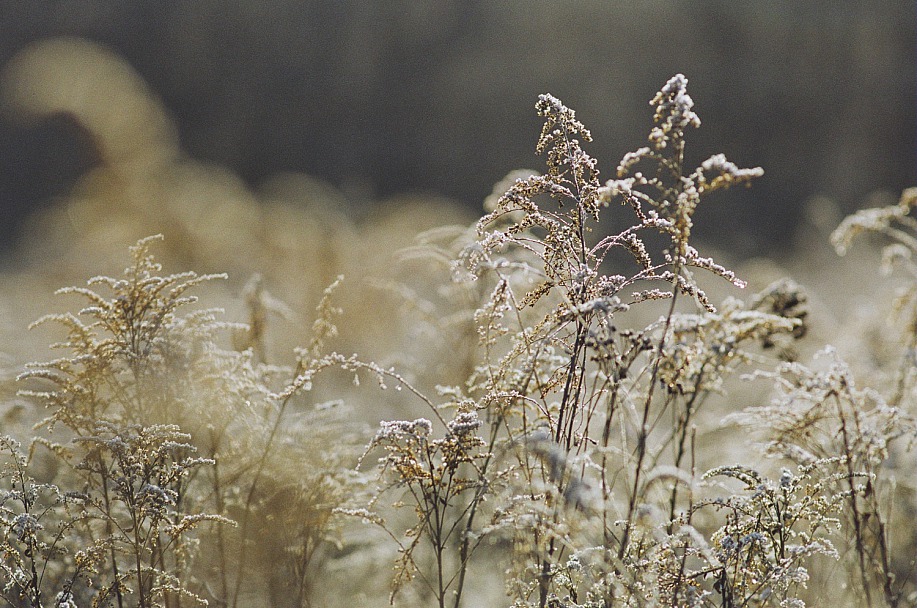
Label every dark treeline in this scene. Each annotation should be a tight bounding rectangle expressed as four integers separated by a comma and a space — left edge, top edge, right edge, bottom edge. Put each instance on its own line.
0, 0, 913, 256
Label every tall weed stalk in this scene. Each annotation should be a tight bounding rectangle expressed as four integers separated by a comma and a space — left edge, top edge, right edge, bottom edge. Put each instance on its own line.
350, 75, 915, 608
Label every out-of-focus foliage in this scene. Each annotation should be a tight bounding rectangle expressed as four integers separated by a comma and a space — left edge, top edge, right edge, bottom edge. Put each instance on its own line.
0, 38, 475, 400
1, 1, 913, 254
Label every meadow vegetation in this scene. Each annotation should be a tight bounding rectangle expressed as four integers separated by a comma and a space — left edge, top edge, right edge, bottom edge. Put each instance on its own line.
0, 45, 915, 608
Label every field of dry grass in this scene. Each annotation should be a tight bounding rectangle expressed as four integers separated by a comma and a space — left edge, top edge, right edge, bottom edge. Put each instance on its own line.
0, 38, 914, 608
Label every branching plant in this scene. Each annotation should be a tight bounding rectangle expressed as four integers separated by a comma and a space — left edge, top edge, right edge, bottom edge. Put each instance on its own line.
351, 75, 844, 608
13, 236, 359, 608
15, 236, 230, 607
0, 435, 96, 608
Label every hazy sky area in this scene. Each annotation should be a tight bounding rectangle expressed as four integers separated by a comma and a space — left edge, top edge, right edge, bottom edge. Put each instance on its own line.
0, 1, 914, 257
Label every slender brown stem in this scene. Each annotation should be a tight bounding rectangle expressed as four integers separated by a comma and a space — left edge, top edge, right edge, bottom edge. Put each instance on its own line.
619, 283, 680, 561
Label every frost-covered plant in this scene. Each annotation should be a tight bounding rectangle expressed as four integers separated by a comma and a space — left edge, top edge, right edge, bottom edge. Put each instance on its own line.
68, 423, 222, 608
224, 276, 360, 608
732, 348, 917, 607
16, 235, 228, 607
355, 75, 822, 608
19, 235, 227, 435
347, 409, 488, 608
0, 435, 94, 608
462, 75, 777, 608
832, 187, 917, 405
14, 236, 359, 608
713, 187, 917, 608
696, 463, 842, 607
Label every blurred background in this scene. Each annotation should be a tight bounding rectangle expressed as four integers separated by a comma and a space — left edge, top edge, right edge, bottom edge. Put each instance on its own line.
0, 0, 914, 260
0, 6, 913, 605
